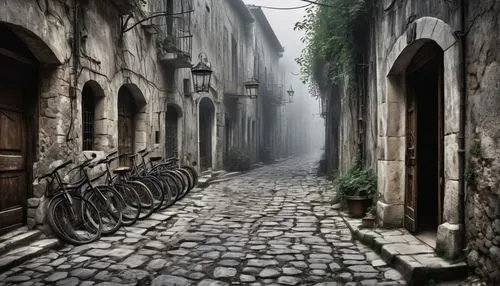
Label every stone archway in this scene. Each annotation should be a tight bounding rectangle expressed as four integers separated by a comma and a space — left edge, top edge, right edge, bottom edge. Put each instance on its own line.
377, 17, 462, 258
199, 97, 215, 171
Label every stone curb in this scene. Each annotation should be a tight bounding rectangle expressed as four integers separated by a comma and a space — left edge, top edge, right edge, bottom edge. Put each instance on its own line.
0, 238, 62, 273
341, 213, 468, 285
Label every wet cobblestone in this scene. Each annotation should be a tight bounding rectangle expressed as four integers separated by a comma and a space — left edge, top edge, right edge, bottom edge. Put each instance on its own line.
0, 156, 406, 285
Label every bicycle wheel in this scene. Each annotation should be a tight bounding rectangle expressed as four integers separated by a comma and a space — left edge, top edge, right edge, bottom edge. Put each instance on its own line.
134, 176, 164, 211
113, 183, 141, 226
127, 180, 155, 219
48, 193, 102, 245
177, 168, 194, 191
162, 170, 183, 202
173, 169, 191, 199
84, 186, 123, 235
156, 174, 176, 209
182, 165, 198, 187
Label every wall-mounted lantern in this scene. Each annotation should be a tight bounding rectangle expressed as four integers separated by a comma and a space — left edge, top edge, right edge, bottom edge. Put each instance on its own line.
287, 85, 295, 103
244, 79, 260, 99
191, 53, 212, 93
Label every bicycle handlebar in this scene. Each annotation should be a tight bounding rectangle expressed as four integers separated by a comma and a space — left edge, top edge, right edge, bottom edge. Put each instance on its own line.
39, 160, 73, 180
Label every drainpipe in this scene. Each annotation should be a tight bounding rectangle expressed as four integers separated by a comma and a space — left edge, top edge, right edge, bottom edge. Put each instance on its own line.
67, 0, 80, 145
458, 0, 467, 247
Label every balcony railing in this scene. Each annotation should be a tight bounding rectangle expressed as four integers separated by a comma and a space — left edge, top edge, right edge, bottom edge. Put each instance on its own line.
157, 1, 193, 69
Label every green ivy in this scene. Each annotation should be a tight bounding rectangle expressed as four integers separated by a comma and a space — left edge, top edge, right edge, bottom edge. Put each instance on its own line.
295, 0, 368, 86
333, 163, 377, 200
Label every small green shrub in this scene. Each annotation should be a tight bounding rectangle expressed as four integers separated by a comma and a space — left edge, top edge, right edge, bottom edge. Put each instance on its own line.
226, 148, 251, 172
334, 164, 377, 201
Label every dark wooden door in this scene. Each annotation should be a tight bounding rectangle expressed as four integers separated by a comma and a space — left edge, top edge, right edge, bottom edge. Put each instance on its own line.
0, 81, 27, 234
405, 77, 418, 232
118, 93, 136, 166
165, 106, 179, 158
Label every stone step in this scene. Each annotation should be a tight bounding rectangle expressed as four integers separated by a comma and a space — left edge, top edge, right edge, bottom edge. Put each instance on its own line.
219, 172, 241, 179
0, 227, 43, 257
343, 214, 468, 285
0, 238, 61, 273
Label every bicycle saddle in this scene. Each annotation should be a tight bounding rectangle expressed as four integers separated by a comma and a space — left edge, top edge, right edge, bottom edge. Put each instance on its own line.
149, 156, 162, 162
113, 166, 131, 174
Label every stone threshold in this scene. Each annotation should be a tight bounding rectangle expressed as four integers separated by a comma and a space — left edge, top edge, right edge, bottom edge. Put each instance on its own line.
341, 213, 468, 285
0, 227, 62, 273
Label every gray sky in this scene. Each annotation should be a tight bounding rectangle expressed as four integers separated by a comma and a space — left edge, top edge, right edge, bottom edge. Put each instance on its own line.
242, 0, 308, 74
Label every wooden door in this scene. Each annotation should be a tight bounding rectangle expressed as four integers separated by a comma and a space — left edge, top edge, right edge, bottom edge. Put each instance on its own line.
165, 106, 178, 158
0, 81, 27, 234
118, 93, 136, 166
437, 61, 444, 225
405, 77, 418, 232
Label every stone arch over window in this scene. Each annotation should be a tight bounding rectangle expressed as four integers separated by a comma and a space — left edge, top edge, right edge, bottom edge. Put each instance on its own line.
82, 81, 105, 151
378, 17, 462, 258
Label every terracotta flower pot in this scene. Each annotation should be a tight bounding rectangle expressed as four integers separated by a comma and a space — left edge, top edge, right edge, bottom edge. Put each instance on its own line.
345, 196, 372, 218
362, 213, 376, 228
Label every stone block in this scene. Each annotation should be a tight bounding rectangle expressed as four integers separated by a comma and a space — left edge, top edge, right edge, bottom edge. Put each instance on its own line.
431, 19, 457, 51
442, 180, 459, 224
380, 136, 405, 161
444, 134, 459, 180
378, 104, 387, 138
443, 44, 461, 134
377, 200, 403, 228
436, 223, 463, 259
378, 160, 405, 204
27, 198, 40, 208
135, 131, 147, 144
419, 17, 438, 40
386, 102, 405, 137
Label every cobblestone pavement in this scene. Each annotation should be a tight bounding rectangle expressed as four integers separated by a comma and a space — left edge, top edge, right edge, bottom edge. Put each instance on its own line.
0, 156, 406, 286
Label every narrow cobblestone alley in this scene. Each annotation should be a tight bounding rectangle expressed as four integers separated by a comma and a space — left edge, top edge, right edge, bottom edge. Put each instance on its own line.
0, 156, 405, 286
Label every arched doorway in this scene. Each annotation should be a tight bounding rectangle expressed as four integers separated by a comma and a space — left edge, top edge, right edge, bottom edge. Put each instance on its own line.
199, 98, 215, 170
404, 41, 444, 233
166, 104, 181, 158
117, 85, 146, 166
0, 24, 39, 234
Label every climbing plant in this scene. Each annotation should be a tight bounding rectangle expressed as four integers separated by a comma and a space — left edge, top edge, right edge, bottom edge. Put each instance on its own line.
295, 0, 368, 87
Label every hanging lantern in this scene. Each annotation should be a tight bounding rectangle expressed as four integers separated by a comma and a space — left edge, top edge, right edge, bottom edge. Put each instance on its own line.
191, 53, 213, 93
244, 79, 260, 99
287, 85, 295, 103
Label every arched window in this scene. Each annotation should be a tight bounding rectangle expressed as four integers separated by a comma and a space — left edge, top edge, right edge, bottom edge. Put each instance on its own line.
82, 81, 104, 150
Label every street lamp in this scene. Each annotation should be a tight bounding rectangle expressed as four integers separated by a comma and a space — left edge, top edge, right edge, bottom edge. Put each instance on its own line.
244, 78, 260, 99
191, 53, 212, 93
287, 85, 295, 103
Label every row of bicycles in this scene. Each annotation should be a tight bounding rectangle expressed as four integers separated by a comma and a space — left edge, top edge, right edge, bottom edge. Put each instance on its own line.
36, 148, 198, 245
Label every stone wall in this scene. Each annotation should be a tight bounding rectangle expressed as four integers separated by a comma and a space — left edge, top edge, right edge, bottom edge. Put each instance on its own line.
464, 0, 500, 283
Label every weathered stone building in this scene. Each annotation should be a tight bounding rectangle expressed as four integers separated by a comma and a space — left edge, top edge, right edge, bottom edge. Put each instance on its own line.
0, 0, 295, 236
320, 0, 499, 283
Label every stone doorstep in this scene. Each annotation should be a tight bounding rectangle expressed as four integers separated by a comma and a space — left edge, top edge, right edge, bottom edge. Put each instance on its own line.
0, 236, 62, 273
0, 228, 43, 256
341, 214, 468, 285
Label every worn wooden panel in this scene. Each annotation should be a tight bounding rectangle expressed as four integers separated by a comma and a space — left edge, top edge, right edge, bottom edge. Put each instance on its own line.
405, 76, 418, 233
0, 108, 23, 152
0, 174, 25, 211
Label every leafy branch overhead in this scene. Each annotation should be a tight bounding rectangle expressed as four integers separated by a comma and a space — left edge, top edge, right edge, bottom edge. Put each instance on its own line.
295, 0, 368, 86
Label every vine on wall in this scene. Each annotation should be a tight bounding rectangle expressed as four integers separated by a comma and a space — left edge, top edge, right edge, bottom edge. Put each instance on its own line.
295, 0, 368, 88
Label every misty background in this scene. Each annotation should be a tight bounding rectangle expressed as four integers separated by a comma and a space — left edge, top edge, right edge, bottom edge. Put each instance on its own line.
243, 0, 325, 155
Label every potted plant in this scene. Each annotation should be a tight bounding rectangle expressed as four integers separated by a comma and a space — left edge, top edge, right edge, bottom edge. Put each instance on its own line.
334, 165, 377, 218
361, 206, 376, 228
